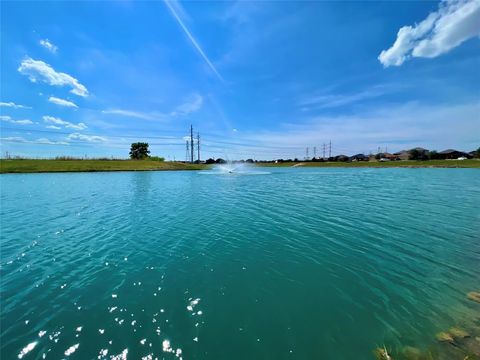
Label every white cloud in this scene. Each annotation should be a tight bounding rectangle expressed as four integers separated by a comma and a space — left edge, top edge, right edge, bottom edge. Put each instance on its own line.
379, 0, 480, 67
170, 94, 203, 116
43, 115, 87, 130
46, 125, 61, 130
67, 133, 107, 142
0, 115, 34, 125
48, 96, 78, 108
39, 39, 58, 53
103, 93, 203, 121
18, 58, 89, 97
102, 109, 167, 121
298, 87, 387, 109
0, 101, 31, 109
0, 136, 68, 145
226, 101, 480, 158
36, 138, 69, 145
163, 0, 224, 82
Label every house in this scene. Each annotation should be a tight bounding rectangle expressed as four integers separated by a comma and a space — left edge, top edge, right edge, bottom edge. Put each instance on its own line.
334, 155, 349, 162
350, 153, 369, 161
379, 152, 399, 161
394, 147, 429, 160
394, 150, 410, 160
438, 149, 471, 159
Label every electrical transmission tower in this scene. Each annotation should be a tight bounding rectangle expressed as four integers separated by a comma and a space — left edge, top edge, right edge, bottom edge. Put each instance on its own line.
185, 141, 190, 162
190, 125, 194, 163
322, 143, 326, 159
306, 147, 309, 160
313, 146, 317, 158
197, 132, 200, 163
328, 140, 332, 158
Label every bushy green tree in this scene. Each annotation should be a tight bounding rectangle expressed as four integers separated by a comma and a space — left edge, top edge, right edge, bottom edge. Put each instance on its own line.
129, 142, 150, 159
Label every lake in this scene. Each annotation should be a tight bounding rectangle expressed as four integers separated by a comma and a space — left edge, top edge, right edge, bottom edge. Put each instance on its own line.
1, 168, 479, 359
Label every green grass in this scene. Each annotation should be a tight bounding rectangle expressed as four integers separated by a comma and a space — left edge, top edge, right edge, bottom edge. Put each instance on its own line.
1, 159, 479, 173
0, 159, 208, 173
259, 159, 480, 168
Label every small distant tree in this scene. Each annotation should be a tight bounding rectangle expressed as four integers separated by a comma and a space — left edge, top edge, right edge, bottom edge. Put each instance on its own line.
475, 147, 480, 158
205, 158, 216, 164
129, 142, 150, 159
428, 150, 441, 160
409, 149, 420, 160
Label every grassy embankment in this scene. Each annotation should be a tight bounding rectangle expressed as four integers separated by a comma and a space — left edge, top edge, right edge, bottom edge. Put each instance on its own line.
1, 159, 479, 173
0, 159, 208, 173
260, 159, 480, 168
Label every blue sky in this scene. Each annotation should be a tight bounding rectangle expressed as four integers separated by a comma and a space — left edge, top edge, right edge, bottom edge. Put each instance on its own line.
1, 0, 479, 160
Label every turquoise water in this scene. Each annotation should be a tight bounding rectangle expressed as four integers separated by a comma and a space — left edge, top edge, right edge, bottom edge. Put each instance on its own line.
1, 168, 479, 359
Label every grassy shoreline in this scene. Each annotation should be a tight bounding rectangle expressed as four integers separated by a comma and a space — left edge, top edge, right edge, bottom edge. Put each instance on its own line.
0, 159, 208, 174
0, 159, 479, 173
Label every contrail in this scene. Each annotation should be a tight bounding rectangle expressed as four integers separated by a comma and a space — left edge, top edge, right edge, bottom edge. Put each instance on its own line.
164, 0, 224, 82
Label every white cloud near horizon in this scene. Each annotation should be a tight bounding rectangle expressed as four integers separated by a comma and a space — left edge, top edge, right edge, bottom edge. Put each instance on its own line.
0, 115, 34, 125
163, 0, 224, 82
18, 58, 89, 97
0, 136, 68, 145
43, 115, 87, 130
379, 0, 480, 67
0, 102, 31, 109
48, 96, 78, 108
229, 100, 480, 157
39, 39, 58, 53
67, 133, 107, 142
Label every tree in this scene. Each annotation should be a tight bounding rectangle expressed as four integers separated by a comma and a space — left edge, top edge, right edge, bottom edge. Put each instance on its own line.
129, 142, 150, 159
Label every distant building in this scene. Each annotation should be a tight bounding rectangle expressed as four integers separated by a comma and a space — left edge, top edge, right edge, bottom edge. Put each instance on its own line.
438, 149, 471, 159
394, 147, 429, 160
334, 155, 349, 162
349, 153, 368, 161
379, 152, 398, 161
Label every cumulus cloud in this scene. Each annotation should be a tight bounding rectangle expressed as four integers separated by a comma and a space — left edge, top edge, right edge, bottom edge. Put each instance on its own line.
67, 133, 107, 142
0, 101, 31, 109
0, 115, 34, 125
18, 58, 89, 97
379, 0, 480, 67
48, 96, 78, 108
39, 39, 58, 53
43, 115, 87, 130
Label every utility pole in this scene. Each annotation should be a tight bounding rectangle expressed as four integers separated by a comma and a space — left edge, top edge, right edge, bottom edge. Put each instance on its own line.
185, 140, 190, 162
306, 147, 309, 160
197, 132, 200, 163
313, 146, 317, 159
322, 143, 326, 159
190, 125, 194, 164
329, 140, 332, 158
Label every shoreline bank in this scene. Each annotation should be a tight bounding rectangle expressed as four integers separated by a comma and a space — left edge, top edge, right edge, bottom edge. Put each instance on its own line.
0, 159, 208, 174
1, 159, 479, 173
